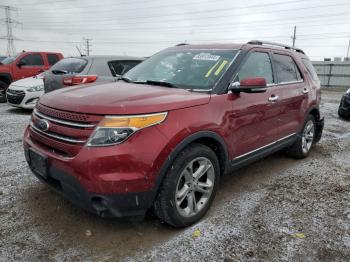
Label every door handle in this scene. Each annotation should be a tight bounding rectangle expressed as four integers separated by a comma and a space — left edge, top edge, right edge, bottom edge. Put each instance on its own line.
268, 95, 279, 103
302, 88, 309, 94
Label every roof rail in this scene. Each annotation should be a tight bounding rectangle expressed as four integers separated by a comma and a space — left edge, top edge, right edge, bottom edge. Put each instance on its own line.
175, 43, 189, 46
247, 40, 305, 54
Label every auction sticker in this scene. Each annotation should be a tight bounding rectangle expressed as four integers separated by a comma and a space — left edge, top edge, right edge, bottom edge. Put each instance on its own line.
193, 53, 220, 61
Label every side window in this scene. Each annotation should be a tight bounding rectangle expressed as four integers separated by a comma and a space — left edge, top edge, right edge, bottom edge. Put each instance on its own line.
47, 54, 59, 66
273, 54, 301, 83
108, 60, 141, 76
20, 54, 44, 66
302, 59, 319, 81
236, 52, 274, 84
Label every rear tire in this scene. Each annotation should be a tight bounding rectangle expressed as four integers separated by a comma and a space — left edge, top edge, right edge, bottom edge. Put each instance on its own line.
154, 143, 220, 228
287, 115, 315, 159
0, 80, 9, 103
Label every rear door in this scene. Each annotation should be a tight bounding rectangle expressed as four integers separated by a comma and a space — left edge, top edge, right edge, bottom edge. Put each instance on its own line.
16, 53, 46, 79
230, 50, 284, 157
271, 52, 306, 138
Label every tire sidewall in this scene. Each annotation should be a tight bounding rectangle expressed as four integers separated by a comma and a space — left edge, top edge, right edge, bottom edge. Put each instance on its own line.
300, 115, 316, 157
163, 145, 220, 227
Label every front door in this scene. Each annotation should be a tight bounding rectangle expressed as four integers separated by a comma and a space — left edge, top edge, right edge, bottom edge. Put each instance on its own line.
229, 50, 283, 158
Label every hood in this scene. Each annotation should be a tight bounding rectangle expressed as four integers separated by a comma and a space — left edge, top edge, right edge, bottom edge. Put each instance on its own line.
10, 76, 43, 88
39, 81, 211, 115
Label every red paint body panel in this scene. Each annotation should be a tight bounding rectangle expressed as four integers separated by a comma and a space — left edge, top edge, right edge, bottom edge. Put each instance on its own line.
23, 43, 321, 215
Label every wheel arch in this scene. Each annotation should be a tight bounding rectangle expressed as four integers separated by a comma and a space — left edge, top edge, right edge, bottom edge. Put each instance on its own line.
150, 131, 229, 204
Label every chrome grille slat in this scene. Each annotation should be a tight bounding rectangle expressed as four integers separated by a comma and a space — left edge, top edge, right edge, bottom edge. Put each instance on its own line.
34, 109, 95, 128
30, 122, 86, 144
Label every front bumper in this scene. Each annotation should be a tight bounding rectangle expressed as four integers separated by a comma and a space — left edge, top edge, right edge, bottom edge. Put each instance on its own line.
7, 89, 42, 109
23, 125, 169, 218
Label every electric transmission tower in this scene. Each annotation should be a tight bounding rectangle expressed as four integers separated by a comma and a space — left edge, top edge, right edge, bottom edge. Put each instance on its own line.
0, 5, 20, 56
83, 38, 92, 56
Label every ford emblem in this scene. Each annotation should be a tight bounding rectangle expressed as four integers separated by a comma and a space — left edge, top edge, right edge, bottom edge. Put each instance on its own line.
36, 119, 50, 132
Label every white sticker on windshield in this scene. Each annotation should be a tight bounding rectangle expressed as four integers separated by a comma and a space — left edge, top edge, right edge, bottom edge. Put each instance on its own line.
193, 53, 220, 61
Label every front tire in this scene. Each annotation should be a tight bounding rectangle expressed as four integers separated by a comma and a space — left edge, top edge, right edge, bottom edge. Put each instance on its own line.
287, 115, 315, 159
154, 143, 220, 228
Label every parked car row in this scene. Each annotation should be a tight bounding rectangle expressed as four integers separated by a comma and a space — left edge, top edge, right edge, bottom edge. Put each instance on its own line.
3, 54, 143, 109
22, 40, 326, 227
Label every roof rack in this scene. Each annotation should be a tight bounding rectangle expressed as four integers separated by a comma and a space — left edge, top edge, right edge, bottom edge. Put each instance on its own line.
247, 40, 305, 54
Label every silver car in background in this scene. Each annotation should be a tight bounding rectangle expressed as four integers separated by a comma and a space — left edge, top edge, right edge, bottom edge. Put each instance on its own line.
44, 55, 144, 93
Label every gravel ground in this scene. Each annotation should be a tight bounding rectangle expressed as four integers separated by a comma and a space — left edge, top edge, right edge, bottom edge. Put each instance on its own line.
0, 90, 349, 261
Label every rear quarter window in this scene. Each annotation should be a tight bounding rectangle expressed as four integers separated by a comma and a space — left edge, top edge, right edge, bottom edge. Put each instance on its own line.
108, 60, 142, 76
50, 58, 88, 73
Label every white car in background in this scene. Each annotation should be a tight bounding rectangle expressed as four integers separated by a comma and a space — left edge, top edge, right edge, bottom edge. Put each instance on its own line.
6, 73, 44, 109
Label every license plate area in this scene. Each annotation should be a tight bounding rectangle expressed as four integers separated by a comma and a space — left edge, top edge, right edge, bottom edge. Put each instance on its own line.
29, 148, 48, 178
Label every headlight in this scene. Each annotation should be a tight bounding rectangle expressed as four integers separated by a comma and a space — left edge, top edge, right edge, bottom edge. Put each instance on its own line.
27, 85, 44, 92
346, 88, 350, 95
87, 112, 167, 146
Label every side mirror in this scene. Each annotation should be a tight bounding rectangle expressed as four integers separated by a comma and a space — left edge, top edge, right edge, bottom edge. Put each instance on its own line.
17, 61, 26, 68
229, 77, 268, 93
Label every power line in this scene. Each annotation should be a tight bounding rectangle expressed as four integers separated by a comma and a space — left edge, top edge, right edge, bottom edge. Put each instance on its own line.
0, 5, 20, 56
20, 1, 350, 25
20, 0, 315, 17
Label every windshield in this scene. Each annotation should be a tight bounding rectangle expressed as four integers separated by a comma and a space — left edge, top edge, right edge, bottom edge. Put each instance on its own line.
1, 55, 18, 65
124, 49, 238, 90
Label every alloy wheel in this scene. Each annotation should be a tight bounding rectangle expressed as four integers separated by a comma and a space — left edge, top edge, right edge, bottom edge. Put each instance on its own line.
175, 157, 215, 217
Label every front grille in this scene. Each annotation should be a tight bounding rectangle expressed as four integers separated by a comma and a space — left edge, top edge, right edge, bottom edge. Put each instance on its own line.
36, 104, 99, 123
6, 89, 25, 105
29, 104, 103, 157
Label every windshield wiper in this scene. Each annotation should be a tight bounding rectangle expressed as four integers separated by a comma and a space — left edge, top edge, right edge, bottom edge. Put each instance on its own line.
145, 80, 177, 88
51, 69, 68, 75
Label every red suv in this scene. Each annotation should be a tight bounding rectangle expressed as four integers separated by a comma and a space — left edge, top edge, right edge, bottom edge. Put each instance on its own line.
24, 41, 324, 227
0, 51, 63, 102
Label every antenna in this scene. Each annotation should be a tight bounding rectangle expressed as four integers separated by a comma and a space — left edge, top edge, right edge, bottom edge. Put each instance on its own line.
0, 5, 20, 56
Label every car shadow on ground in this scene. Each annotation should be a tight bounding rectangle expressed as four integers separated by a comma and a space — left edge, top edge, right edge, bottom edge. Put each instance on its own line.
6, 106, 32, 115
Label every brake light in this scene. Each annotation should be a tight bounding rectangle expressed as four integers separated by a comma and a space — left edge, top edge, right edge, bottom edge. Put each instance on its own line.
63, 75, 98, 86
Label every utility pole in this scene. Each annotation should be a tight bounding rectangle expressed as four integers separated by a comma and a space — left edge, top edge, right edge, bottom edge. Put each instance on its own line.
0, 5, 20, 56
346, 39, 350, 61
83, 38, 92, 56
292, 26, 296, 48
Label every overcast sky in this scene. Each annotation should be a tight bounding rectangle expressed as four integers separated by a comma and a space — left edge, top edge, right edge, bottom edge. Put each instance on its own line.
1, 0, 350, 60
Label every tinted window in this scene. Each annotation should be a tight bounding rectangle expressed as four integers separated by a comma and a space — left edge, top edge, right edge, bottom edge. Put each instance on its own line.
20, 54, 44, 66
236, 52, 273, 84
50, 57, 87, 74
47, 54, 60, 66
273, 54, 301, 83
302, 59, 319, 81
108, 60, 141, 76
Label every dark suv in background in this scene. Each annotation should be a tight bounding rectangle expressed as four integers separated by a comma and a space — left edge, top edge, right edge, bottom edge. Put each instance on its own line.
44, 55, 144, 93
24, 41, 324, 227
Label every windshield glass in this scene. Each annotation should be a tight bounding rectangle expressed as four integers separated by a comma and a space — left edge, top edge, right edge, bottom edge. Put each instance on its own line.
1, 55, 18, 65
124, 49, 238, 90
